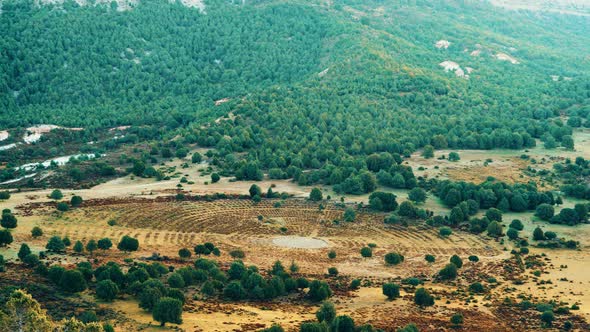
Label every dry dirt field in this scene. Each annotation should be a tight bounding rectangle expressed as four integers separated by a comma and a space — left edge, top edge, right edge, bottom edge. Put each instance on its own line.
407, 129, 590, 187
3, 190, 588, 331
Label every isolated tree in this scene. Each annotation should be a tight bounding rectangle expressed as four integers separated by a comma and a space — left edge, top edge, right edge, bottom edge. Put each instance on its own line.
31, 226, 43, 238
384, 252, 404, 265
408, 187, 427, 203
398, 201, 416, 218
308, 280, 332, 302
97, 238, 112, 251
223, 281, 246, 300
210, 173, 220, 183
535, 204, 554, 221
117, 235, 139, 252
23, 254, 40, 268
439, 263, 458, 280
289, 261, 299, 273
391, 173, 406, 189
469, 282, 485, 293
168, 273, 185, 289
1, 212, 17, 229
533, 227, 545, 241
507, 228, 519, 240
194, 244, 209, 256
540, 310, 555, 326
414, 288, 434, 307
252, 195, 261, 203
59, 270, 87, 293
545, 231, 557, 240
561, 135, 574, 150
229, 249, 245, 259
73, 241, 84, 253
0, 290, 52, 331
439, 227, 452, 238
328, 250, 337, 259
509, 219, 524, 231
449, 207, 464, 226
70, 196, 83, 207
343, 208, 356, 222
139, 287, 163, 310
450, 255, 463, 268
485, 208, 503, 222
487, 221, 503, 237
309, 188, 323, 202
18, 243, 31, 261
510, 194, 528, 212
316, 301, 336, 323
152, 297, 183, 326
450, 313, 464, 327
0, 230, 13, 247
382, 283, 400, 300
96, 280, 119, 302
425, 254, 436, 263
267, 261, 284, 277
327, 267, 339, 276
191, 152, 202, 164
448, 152, 460, 162
0, 191, 10, 200
86, 240, 98, 256
422, 145, 435, 159
178, 248, 191, 260
49, 189, 63, 200
56, 202, 69, 212
249, 184, 262, 198
46, 236, 65, 253
228, 261, 246, 280
360, 247, 372, 258
468, 255, 479, 263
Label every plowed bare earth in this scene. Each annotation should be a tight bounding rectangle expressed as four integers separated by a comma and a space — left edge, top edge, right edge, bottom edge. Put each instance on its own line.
25, 198, 502, 278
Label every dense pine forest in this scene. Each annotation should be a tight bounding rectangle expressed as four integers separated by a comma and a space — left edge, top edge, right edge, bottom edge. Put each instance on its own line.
1, 0, 589, 183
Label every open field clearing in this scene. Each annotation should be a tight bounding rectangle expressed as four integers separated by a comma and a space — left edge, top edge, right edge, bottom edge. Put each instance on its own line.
5, 194, 588, 330
15, 199, 502, 276
408, 129, 590, 185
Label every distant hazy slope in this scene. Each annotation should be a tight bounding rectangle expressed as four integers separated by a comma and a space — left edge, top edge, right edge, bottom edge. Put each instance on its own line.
490, 0, 590, 16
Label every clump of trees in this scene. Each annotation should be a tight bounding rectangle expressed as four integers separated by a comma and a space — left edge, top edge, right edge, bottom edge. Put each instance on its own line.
117, 236, 139, 252
384, 252, 404, 265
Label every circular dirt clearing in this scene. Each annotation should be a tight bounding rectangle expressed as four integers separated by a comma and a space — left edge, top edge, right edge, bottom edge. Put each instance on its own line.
272, 236, 329, 249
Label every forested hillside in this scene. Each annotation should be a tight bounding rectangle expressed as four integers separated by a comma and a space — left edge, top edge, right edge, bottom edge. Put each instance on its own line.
1, 0, 589, 184
0, 0, 326, 127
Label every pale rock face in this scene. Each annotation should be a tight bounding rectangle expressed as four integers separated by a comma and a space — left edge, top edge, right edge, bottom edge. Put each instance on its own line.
0, 130, 9, 142
439, 61, 460, 72
34, 0, 204, 13
439, 61, 470, 79
175, 0, 206, 13
215, 98, 231, 106
23, 125, 83, 144
470, 49, 481, 57
495, 53, 519, 64
0, 143, 17, 151
17, 153, 102, 172
435, 40, 451, 49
